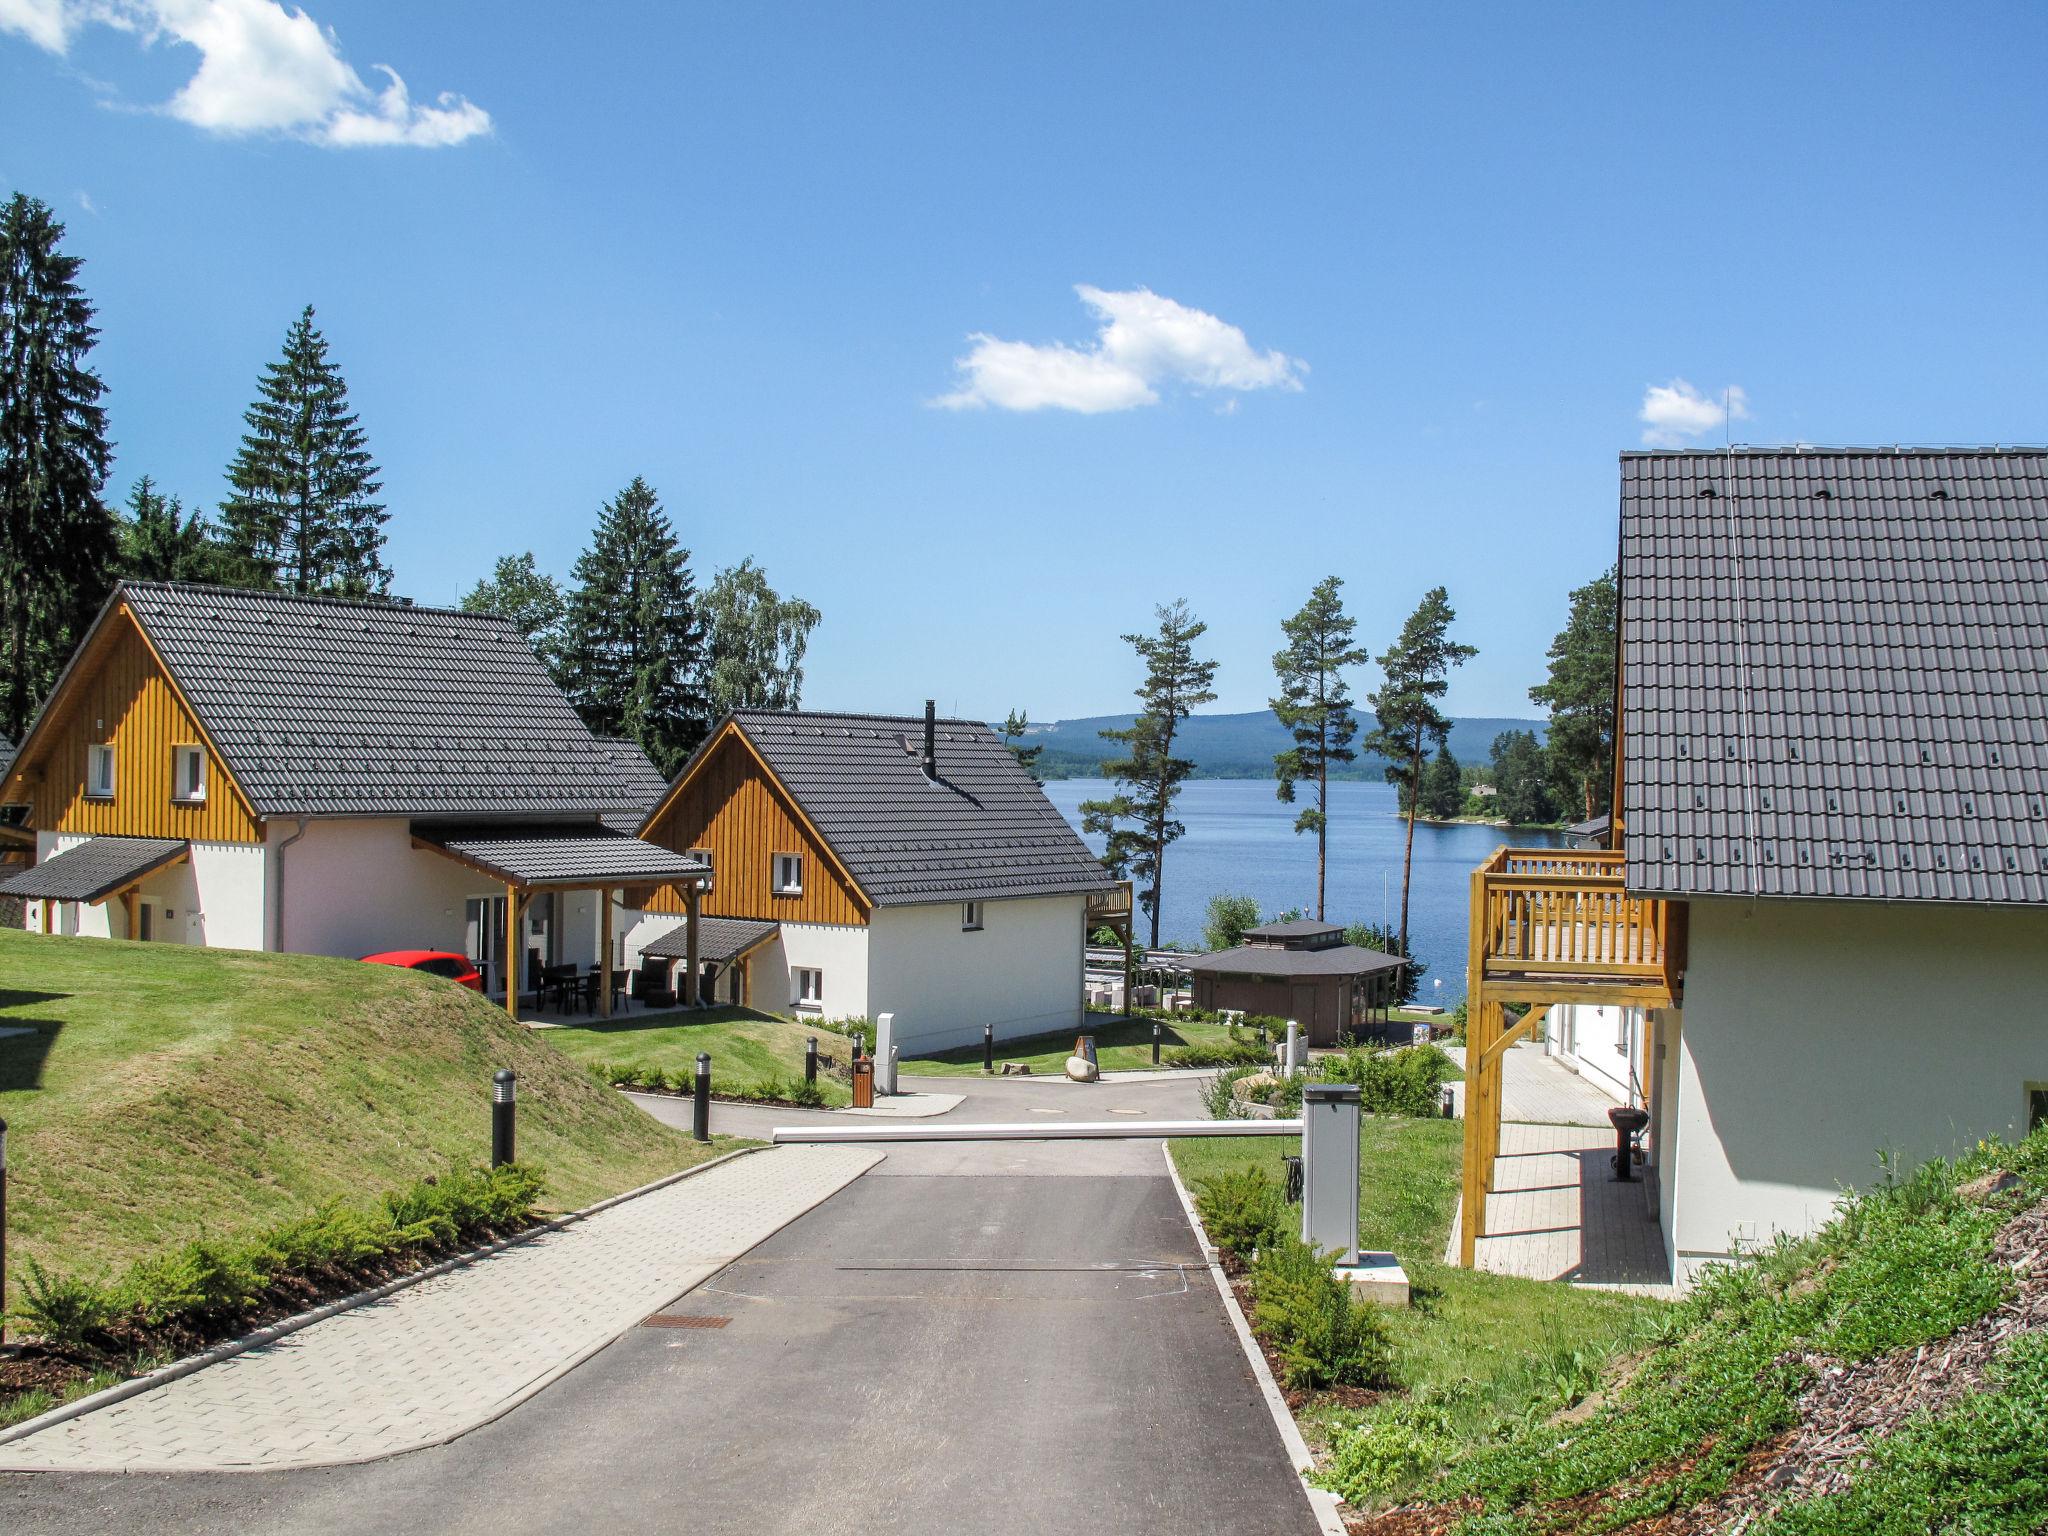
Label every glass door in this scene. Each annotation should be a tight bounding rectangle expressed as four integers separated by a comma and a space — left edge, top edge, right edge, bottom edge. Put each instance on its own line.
466, 896, 507, 999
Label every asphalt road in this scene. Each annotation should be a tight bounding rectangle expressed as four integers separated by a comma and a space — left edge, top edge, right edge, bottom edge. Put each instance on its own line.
1, 1075, 1319, 1535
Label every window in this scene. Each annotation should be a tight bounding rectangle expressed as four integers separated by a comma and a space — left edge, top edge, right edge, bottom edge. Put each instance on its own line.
172, 745, 206, 802
2029, 1084, 2048, 1135
962, 900, 984, 931
85, 743, 115, 800
688, 848, 715, 893
793, 967, 823, 1009
773, 852, 804, 895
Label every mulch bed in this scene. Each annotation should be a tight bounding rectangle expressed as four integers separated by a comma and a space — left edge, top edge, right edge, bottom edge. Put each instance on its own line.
0, 1219, 536, 1425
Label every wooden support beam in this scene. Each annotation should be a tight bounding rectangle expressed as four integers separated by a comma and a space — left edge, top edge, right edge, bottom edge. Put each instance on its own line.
683, 880, 701, 1008
505, 883, 523, 1020
599, 887, 614, 1020
120, 887, 138, 941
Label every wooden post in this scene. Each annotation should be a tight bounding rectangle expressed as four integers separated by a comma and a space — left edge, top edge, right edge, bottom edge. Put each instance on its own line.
504, 883, 523, 1020
599, 887, 614, 1020
120, 888, 138, 940
683, 880, 701, 1008
40, 899, 52, 935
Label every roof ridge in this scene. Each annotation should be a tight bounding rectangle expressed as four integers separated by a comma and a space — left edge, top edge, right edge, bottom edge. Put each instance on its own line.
119, 580, 497, 625
733, 708, 997, 731
1621, 445, 2048, 460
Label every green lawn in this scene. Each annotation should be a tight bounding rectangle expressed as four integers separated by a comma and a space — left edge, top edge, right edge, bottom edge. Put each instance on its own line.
537, 1007, 853, 1106
904, 1013, 1241, 1076
0, 930, 730, 1311
1171, 1115, 1666, 1494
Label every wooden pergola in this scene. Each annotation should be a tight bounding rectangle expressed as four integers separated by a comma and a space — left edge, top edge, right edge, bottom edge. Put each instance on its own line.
0, 834, 190, 939
1459, 846, 1682, 1266
411, 825, 711, 1022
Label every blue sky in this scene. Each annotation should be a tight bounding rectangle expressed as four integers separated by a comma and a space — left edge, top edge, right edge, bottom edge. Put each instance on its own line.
5, 2, 2046, 722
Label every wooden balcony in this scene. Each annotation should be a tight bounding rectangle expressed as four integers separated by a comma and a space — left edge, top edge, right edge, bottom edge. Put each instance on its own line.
1086, 880, 1135, 937
1468, 847, 1681, 1008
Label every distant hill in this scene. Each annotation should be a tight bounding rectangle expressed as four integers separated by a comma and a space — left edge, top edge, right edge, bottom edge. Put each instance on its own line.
1012, 710, 1547, 780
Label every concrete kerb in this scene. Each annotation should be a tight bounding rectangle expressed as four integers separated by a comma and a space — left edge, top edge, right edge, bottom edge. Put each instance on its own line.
0, 1144, 768, 1454
1160, 1142, 1347, 1536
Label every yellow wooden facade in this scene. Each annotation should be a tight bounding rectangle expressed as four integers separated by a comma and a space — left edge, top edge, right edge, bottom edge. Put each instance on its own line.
5, 605, 262, 844
638, 724, 869, 927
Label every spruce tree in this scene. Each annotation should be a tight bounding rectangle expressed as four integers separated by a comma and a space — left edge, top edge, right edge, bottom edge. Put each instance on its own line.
1271, 574, 1368, 920
1419, 743, 1464, 820
116, 476, 236, 584
1080, 599, 1219, 949
559, 477, 708, 775
1363, 587, 1477, 958
0, 193, 115, 740
220, 305, 390, 597
1530, 565, 1618, 822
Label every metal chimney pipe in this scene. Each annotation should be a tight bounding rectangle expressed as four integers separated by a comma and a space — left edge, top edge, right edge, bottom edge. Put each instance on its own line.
923, 699, 937, 780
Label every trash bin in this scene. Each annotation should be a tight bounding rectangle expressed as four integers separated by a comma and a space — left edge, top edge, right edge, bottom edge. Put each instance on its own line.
851, 1058, 875, 1109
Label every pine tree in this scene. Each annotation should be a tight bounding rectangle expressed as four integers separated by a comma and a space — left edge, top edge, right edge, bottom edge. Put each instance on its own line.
1271, 575, 1368, 920
220, 305, 389, 597
1363, 587, 1477, 958
0, 193, 115, 740
701, 557, 820, 718
1001, 710, 1043, 777
1080, 599, 1219, 948
559, 477, 707, 775
1490, 729, 1556, 826
116, 476, 236, 584
462, 552, 568, 680
1419, 743, 1464, 820
1530, 565, 1618, 822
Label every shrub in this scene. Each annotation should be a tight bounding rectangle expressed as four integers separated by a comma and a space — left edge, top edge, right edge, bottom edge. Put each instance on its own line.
1318, 1042, 1454, 1117
1249, 1231, 1396, 1391
1323, 1398, 1460, 1503
1194, 1166, 1287, 1257
1164, 1039, 1274, 1069
11, 1259, 119, 1352
787, 1076, 827, 1109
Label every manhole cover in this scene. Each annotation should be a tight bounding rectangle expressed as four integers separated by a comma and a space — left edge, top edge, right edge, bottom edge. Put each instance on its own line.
641, 1313, 731, 1330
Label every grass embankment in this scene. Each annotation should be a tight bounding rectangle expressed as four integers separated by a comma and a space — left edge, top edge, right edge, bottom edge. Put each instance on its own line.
538, 1007, 852, 1106
1172, 1119, 1664, 1500
907, 1014, 1241, 1076
0, 929, 722, 1314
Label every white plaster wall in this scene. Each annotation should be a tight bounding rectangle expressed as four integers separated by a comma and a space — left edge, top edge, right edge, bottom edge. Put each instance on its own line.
1668, 898, 2048, 1286
1545, 1002, 1637, 1103
866, 894, 1085, 1054
183, 841, 267, 949
776, 922, 871, 1022
272, 819, 488, 961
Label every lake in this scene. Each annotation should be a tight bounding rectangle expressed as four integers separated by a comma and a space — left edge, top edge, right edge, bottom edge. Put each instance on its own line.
1040, 777, 1566, 1005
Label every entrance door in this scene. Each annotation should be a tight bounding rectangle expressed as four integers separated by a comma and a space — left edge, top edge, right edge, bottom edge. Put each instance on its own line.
466, 896, 506, 998
1290, 982, 1321, 1045
137, 901, 155, 941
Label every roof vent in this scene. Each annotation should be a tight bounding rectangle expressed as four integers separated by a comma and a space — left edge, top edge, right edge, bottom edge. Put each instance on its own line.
1697, 486, 1718, 499
1929, 486, 1950, 500
922, 700, 937, 781
1813, 487, 1833, 500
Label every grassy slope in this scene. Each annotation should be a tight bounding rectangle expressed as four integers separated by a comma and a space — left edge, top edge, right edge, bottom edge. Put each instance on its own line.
0, 930, 718, 1306
906, 1014, 1240, 1076
539, 1008, 853, 1106
1173, 1118, 1663, 1472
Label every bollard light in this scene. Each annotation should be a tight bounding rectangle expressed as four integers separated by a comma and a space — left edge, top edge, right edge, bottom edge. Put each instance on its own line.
692, 1052, 712, 1142
1151, 1020, 1161, 1066
491, 1071, 516, 1168
0, 1116, 8, 1346
983, 1022, 994, 1074
805, 1036, 819, 1085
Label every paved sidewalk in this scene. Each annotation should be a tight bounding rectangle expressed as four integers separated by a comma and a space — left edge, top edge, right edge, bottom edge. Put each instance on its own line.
1445, 1122, 1670, 1290
1444, 1043, 1620, 1128
0, 1146, 881, 1474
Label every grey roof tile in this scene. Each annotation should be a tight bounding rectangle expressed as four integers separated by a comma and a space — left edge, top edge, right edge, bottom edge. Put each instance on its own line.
640, 916, 779, 964
109, 583, 652, 819
0, 835, 187, 901
684, 710, 1114, 907
412, 822, 708, 887
1187, 944, 1407, 978
1619, 447, 2048, 905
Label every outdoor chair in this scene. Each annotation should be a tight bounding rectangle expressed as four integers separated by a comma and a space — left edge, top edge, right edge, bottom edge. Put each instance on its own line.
635, 956, 677, 1010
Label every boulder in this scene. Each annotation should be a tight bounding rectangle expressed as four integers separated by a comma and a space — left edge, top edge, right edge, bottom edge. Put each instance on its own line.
1065, 1054, 1100, 1082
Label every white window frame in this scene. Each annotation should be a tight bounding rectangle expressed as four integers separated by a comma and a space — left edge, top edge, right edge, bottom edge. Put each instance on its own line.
793, 967, 823, 1010
171, 744, 207, 803
688, 847, 715, 893
773, 852, 804, 896
85, 743, 116, 800
962, 900, 984, 932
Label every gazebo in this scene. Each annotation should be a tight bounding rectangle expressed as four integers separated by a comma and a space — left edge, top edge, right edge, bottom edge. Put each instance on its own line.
1186, 920, 1408, 1047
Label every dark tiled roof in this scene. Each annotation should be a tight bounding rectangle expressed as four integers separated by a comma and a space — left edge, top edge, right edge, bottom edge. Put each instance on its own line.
108, 583, 654, 819
597, 738, 669, 831
692, 710, 1113, 907
1620, 448, 2048, 905
412, 822, 709, 888
0, 836, 186, 901
640, 916, 779, 964
1244, 920, 1344, 941
1188, 943, 1407, 978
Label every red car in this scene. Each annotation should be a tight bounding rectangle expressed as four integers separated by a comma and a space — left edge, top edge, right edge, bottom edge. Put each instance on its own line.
362, 950, 484, 991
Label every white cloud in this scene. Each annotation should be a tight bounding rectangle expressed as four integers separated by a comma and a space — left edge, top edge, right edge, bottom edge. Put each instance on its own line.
934, 285, 1306, 413
1639, 378, 1750, 446
0, 0, 490, 148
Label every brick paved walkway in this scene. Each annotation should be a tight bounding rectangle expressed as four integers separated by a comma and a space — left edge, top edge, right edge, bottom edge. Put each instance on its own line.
1444, 1122, 1670, 1290
0, 1146, 881, 1474
1444, 1043, 1620, 1128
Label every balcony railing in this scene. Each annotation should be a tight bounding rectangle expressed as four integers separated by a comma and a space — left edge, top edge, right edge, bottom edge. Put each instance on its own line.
1469, 847, 1680, 999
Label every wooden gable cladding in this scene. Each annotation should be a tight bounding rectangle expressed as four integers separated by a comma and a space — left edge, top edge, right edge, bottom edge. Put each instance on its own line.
640, 726, 868, 926
8, 606, 262, 844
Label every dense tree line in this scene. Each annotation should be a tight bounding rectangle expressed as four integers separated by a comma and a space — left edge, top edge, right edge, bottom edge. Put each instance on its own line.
0, 190, 820, 774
